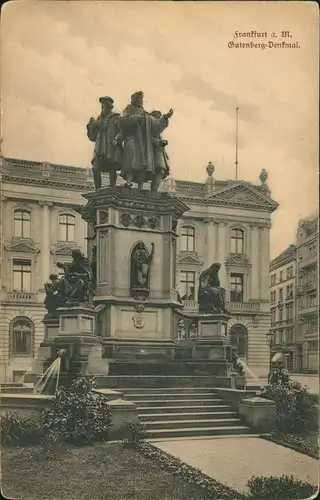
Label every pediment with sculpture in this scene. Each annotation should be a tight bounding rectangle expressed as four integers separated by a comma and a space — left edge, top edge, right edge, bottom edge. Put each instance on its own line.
50, 243, 79, 256
225, 253, 251, 268
203, 181, 278, 213
177, 252, 204, 266
5, 239, 40, 254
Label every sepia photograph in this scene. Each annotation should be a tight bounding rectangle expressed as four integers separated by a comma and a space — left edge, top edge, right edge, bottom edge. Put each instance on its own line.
0, 1, 319, 499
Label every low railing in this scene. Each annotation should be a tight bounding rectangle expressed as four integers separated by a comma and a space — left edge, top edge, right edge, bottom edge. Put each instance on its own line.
6, 292, 38, 302
298, 304, 318, 315
299, 255, 318, 268
302, 281, 317, 292
182, 300, 260, 312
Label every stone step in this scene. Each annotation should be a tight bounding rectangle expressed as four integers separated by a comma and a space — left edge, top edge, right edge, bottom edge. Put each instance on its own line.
144, 418, 241, 429
124, 392, 216, 401
0, 386, 34, 394
140, 411, 236, 421
122, 387, 219, 394
137, 404, 231, 414
95, 375, 231, 388
133, 398, 225, 407
145, 425, 251, 439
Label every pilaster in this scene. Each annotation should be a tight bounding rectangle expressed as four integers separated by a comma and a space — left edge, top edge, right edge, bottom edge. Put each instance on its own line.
38, 201, 53, 287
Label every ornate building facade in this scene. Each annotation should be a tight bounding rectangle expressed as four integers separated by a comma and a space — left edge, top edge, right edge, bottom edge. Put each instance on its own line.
269, 213, 319, 374
269, 245, 296, 371
295, 213, 319, 373
0, 157, 278, 381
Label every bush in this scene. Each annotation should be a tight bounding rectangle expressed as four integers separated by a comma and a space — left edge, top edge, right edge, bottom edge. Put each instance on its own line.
261, 380, 318, 434
40, 376, 111, 445
269, 431, 319, 457
247, 474, 316, 499
0, 411, 41, 445
122, 420, 147, 447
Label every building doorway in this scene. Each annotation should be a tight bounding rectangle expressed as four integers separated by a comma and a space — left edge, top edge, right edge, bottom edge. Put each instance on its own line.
229, 324, 247, 358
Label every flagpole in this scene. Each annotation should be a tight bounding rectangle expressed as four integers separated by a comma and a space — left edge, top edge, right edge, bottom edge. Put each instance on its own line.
235, 106, 239, 180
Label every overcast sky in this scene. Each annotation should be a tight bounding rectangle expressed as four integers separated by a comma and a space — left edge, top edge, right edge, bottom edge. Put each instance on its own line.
1, 1, 318, 258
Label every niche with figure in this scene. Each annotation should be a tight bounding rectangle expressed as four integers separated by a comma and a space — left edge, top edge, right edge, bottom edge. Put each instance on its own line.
130, 241, 154, 298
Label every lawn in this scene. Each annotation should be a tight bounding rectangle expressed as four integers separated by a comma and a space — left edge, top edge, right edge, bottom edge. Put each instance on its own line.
2, 442, 214, 500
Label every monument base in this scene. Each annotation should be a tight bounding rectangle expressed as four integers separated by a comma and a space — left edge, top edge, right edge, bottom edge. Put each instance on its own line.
43, 306, 103, 380
99, 311, 232, 377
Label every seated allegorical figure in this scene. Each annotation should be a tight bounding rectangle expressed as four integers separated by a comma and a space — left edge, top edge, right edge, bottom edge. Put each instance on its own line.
198, 262, 228, 314
44, 274, 65, 315
44, 249, 93, 314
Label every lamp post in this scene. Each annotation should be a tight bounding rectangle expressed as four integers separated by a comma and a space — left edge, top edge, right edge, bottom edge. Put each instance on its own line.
266, 330, 275, 381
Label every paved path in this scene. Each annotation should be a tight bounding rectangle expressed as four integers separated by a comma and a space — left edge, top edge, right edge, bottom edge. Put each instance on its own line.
152, 436, 319, 493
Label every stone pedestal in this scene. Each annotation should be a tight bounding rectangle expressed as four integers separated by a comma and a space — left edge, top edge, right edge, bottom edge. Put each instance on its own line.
192, 313, 231, 361
107, 398, 139, 440
44, 306, 102, 378
239, 396, 277, 432
30, 316, 60, 375
80, 186, 189, 369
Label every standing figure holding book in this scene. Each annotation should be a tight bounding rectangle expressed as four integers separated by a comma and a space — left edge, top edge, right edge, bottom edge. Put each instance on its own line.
87, 96, 122, 189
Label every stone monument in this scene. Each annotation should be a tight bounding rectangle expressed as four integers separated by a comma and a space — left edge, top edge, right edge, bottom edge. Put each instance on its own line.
29, 90, 235, 387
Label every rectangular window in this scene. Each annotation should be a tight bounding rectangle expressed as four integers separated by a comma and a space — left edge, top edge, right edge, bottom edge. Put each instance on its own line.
59, 214, 75, 242
13, 260, 31, 292
308, 295, 316, 307
230, 273, 244, 302
287, 305, 293, 320
180, 271, 196, 300
14, 210, 31, 238
279, 308, 283, 321
280, 271, 283, 282
180, 226, 195, 252
279, 330, 283, 344
230, 229, 244, 254
279, 288, 283, 301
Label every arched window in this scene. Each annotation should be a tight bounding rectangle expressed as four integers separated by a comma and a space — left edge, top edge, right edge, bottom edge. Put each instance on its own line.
59, 214, 75, 242
229, 324, 247, 358
180, 225, 195, 252
9, 317, 34, 356
230, 228, 244, 254
14, 210, 31, 238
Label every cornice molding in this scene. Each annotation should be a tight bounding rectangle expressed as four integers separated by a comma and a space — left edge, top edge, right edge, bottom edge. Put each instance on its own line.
81, 186, 190, 220
2, 174, 93, 191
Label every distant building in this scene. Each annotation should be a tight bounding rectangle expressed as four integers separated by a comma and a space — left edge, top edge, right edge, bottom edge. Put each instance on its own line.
269, 212, 319, 373
0, 157, 278, 381
269, 245, 296, 371
295, 213, 319, 373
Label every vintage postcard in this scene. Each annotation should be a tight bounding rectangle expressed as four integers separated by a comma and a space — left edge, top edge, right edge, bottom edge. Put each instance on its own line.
0, 1, 319, 499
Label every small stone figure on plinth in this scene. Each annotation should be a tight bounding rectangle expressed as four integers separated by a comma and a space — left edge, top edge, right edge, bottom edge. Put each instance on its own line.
120, 91, 173, 191
44, 249, 94, 315
259, 168, 271, 196
205, 161, 215, 193
198, 263, 228, 314
87, 96, 123, 190
131, 242, 154, 298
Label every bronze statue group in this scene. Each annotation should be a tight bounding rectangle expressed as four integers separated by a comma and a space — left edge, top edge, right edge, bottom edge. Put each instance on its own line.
44, 92, 228, 316
87, 91, 173, 192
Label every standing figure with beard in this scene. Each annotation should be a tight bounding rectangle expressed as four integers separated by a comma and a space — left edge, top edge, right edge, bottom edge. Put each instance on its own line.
120, 91, 173, 191
87, 96, 122, 189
